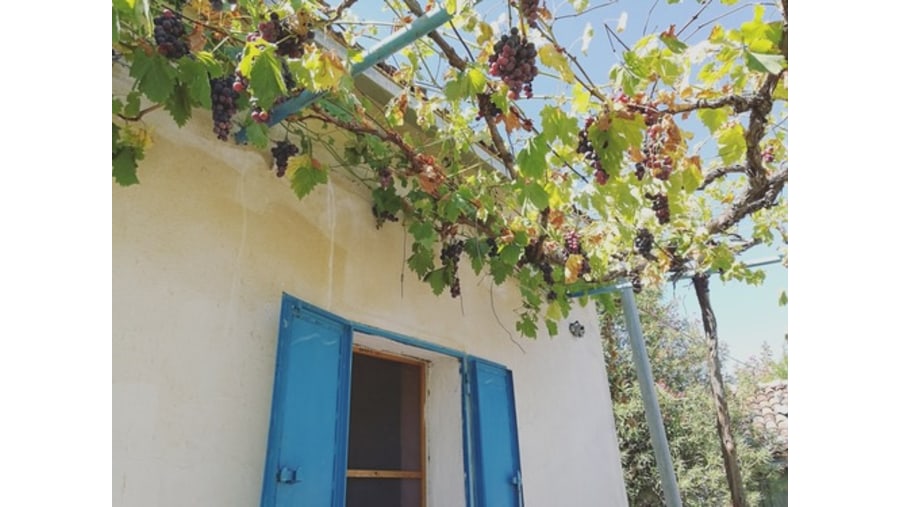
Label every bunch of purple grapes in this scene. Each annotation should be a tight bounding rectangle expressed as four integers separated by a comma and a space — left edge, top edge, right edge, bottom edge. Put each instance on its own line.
634, 228, 655, 260
647, 193, 670, 224
641, 122, 674, 180
488, 28, 538, 100
441, 241, 465, 298
211, 76, 239, 141
153, 10, 189, 59
271, 140, 299, 177
577, 118, 610, 185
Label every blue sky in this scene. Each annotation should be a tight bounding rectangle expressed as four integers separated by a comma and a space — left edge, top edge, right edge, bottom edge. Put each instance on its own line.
343, 0, 788, 366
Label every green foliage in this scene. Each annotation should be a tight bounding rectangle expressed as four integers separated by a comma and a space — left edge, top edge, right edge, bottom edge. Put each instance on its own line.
602, 291, 781, 506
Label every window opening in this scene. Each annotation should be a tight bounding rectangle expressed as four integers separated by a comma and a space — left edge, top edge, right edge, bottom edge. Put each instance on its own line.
346, 347, 426, 507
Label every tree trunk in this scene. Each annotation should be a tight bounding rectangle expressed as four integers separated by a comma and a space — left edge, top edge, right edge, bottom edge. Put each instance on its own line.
692, 273, 746, 507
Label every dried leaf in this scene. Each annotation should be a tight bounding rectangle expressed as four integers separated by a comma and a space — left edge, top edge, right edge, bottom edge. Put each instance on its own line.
187, 23, 206, 52
548, 210, 566, 228
501, 110, 523, 134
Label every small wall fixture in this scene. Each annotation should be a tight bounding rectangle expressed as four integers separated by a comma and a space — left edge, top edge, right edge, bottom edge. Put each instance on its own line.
569, 320, 585, 338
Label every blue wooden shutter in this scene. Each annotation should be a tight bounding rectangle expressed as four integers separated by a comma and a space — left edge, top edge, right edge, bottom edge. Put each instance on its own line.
468, 358, 524, 507
261, 297, 353, 507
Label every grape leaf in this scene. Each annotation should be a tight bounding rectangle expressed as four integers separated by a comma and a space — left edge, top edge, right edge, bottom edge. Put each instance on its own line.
178, 58, 211, 108
164, 82, 192, 127
499, 244, 522, 266
464, 238, 488, 275
538, 44, 575, 83
408, 242, 435, 278
746, 51, 786, 75
249, 48, 287, 110
245, 122, 269, 149
489, 257, 514, 285
698, 108, 728, 134
516, 134, 548, 179
660, 33, 687, 54
194, 51, 224, 78
571, 83, 592, 114
125, 92, 142, 118
113, 146, 141, 186
540, 105, 578, 144
522, 182, 550, 210
409, 221, 437, 249
425, 268, 447, 295
717, 123, 746, 165
131, 51, 176, 103
112, 97, 123, 116
515, 313, 538, 338
545, 318, 558, 337
289, 155, 327, 200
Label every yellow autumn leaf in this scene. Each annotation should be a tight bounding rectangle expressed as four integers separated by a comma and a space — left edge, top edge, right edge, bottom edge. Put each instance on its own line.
538, 44, 575, 83
284, 154, 312, 180
565, 254, 584, 283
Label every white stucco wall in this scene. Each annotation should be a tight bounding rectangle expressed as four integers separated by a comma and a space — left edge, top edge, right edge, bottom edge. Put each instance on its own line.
112, 69, 628, 507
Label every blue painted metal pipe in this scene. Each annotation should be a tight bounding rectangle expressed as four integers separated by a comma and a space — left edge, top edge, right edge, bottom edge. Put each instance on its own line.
620, 282, 684, 507
235, 6, 455, 143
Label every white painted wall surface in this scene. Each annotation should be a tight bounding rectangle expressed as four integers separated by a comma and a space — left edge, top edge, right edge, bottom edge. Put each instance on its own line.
113, 70, 628, 507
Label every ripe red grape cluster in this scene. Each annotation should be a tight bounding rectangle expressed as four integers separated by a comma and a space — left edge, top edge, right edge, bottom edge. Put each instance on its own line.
634, 228, 655, 260
577, 117, 610, 185
211, 76, 239, 141
232, 72, 249, 93
647, 193, 670, 224
515, 0, 542, 27
153, 10, 189, 59
488, 28, 538, 100
640, 121, 674, 180
250, 106, 270, 123
441, 241, 465, 298
271, 140, 299, 177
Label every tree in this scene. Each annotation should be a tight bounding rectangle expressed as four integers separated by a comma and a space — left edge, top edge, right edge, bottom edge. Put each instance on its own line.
602, 290, 781, 506
112, 1, 787, 504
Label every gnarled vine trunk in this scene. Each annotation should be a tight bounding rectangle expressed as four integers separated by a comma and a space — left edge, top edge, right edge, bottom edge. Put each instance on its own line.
693, 273, 746, 507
